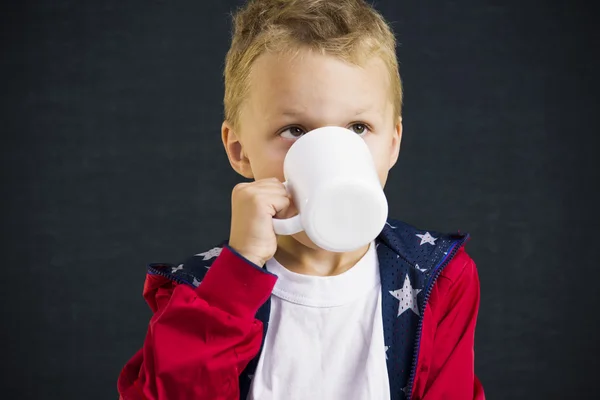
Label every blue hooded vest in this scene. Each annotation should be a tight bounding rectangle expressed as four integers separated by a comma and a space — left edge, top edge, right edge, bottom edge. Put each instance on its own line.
148, 218, 469, 399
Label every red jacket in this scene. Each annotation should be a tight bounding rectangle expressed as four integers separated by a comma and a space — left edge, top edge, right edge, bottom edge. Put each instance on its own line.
118, 222, 484, 400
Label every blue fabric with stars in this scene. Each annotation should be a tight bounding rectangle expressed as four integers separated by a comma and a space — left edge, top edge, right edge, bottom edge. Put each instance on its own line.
147, 218, 469, 400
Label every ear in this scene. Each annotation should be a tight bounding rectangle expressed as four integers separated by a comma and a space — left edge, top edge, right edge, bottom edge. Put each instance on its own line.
388, 116, 403, 169
221, 121, 254, 179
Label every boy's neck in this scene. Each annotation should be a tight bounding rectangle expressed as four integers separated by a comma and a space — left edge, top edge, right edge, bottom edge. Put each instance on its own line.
274, 235, 371, 277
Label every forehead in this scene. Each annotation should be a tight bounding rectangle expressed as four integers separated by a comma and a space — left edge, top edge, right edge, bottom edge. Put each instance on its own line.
244, 49, 392, 120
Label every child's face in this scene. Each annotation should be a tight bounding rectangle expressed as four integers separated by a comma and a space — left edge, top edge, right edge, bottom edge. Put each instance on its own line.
223, 48, 402, 219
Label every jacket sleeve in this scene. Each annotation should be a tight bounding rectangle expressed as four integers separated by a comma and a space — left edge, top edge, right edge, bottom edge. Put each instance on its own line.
117, 246, 277, 400
412, 246, 485, 400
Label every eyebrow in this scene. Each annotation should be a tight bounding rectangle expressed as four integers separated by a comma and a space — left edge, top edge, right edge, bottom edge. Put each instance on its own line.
281, 109, 304, 117
280, 106, 374, 117
352, 106, 374, 116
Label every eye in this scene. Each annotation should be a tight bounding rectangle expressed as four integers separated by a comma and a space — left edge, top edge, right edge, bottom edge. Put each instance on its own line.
279, 126, 306, 139
349, 123, 369, 136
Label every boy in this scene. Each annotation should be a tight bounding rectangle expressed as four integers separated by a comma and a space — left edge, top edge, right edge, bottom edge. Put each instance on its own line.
118, 0, 485, 399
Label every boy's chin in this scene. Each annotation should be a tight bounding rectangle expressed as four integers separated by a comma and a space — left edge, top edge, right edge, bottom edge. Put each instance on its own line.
276, 230, 317, 250
281, 231, 371, 254
284, 231, 329, 252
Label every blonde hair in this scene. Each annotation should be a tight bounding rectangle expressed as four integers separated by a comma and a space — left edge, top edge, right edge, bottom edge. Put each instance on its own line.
223, 0, 402, 128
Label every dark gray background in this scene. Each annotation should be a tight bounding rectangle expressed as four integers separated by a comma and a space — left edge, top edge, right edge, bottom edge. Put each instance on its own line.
2, 0, 598, 398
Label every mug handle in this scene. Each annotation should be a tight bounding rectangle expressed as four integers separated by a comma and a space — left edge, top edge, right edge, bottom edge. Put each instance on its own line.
273, 181, 304, 235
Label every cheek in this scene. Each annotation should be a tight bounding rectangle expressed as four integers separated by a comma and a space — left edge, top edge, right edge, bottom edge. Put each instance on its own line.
365, 136, 392, 166
364, 136, 393, 186
248, 140, 288, 180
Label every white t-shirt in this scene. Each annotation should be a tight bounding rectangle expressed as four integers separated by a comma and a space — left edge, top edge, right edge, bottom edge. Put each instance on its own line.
247, 242, 390, 400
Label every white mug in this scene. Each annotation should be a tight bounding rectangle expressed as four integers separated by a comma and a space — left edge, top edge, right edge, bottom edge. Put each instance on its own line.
273, 126, 388, 252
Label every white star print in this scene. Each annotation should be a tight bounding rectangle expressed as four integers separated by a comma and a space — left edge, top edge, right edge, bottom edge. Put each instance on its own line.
385, 222, 397, 229
192, 277, 201, 287
385, 345, 390, 360
416, 232, 437, 246
195, 247, 223, 260
402, 385, 410, 396
416, 263, 427, 273
171, 264, 183, 274
389, 274, 422, 316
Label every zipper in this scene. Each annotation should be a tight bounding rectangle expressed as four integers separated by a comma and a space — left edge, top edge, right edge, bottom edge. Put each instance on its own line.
406, 234, 469, 399
147, 263, 189, 286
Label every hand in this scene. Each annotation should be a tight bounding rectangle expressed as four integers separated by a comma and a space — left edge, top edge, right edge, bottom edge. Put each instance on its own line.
228, 178, 291, 266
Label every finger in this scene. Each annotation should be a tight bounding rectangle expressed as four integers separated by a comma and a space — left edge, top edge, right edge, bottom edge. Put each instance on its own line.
234, 181, 287, 199
253, 177, 286, 187
249, 181, 288, 195
266, 194, 291, 216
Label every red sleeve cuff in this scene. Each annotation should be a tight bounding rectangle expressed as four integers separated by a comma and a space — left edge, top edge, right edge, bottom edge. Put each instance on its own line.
195, 245, 277, 319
